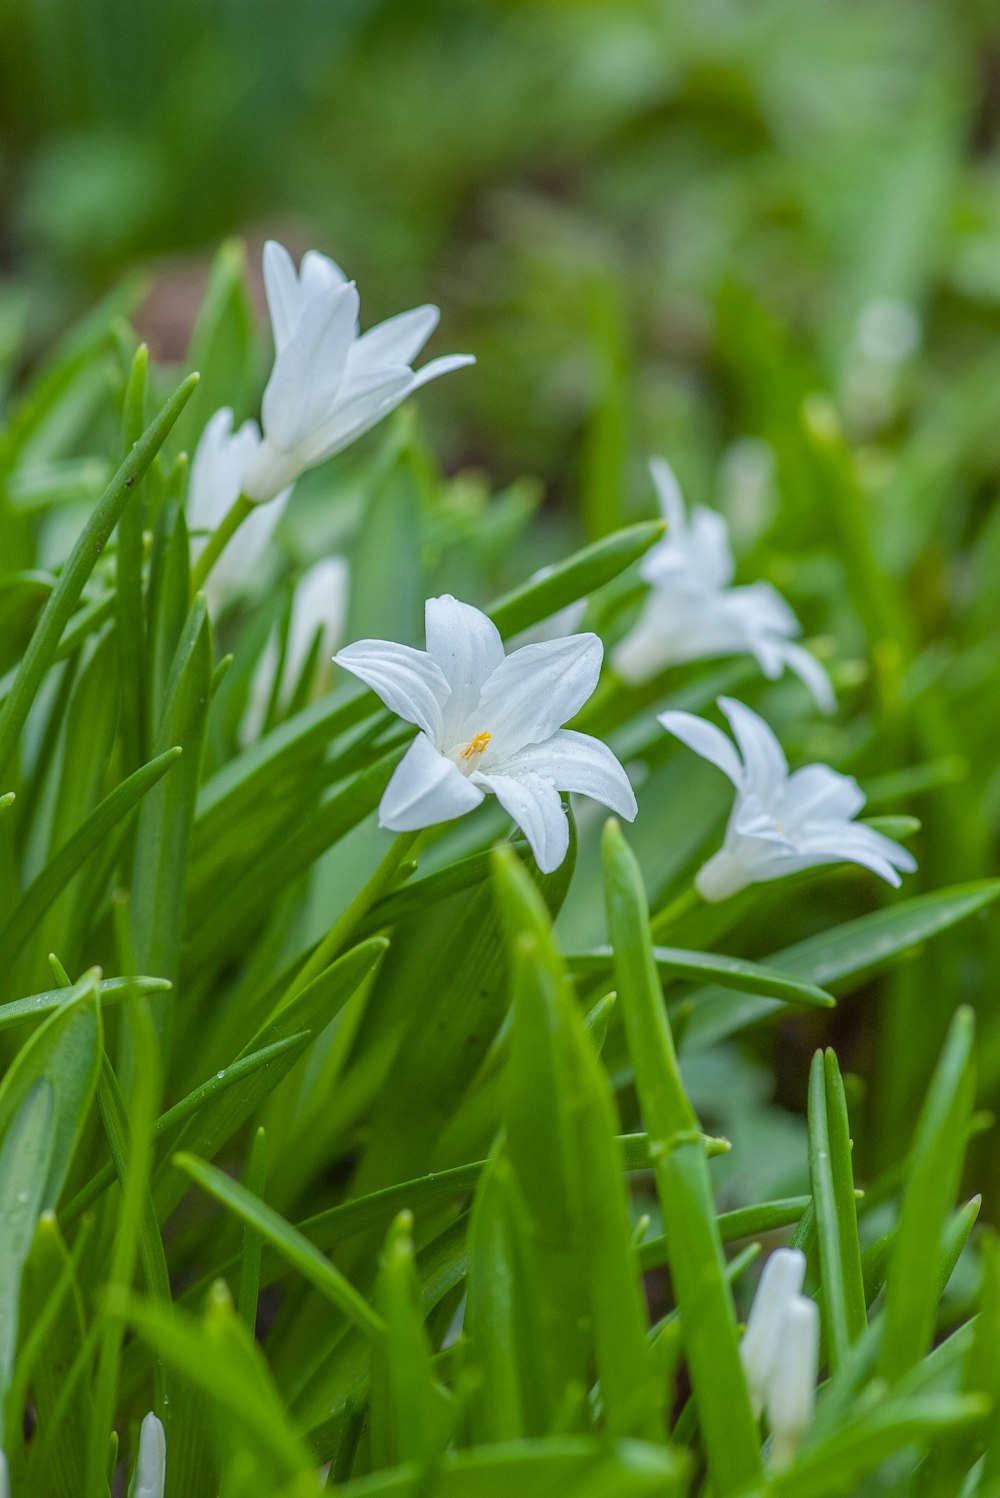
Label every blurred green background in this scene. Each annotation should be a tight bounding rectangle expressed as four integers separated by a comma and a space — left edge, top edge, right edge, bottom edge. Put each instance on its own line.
3, 0, 1000, 1194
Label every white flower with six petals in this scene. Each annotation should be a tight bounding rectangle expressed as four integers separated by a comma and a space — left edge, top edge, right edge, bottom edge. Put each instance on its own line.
241, 241, 474, 502
335, 596, 637, 873
613, 458, 834, 712
659, 696, 916, 901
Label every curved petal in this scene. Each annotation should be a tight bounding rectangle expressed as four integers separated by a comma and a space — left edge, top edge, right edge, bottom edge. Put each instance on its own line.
262, 241, 301, 353
334, 640, 448, 740
205, 485, 289, 609
495, 729, 636, 820
473, 769, 569, 874
649, 455, 685, 530
350, 305, 440, 371
782, 764, 865, 825
379, 733, 484, 832
477, 633, 603, 757
302, 366, 413, 465
657, 709, 743, 787
261, 282, 359, 453
188, 409, 262, 529
424, 595, 504, 738
718, 697, 787, 801
795, 820, 916, 883
408, 352, 476, 391
301, 248, 349, 301
780, 640, 837, 714
612, 595, 676, 684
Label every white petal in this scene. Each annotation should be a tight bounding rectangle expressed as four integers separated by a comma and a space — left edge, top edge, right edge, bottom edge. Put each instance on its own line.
649, 455, 685, 530
349, 305, 440, 371
658, 709, 743, 787
334, 640, 449, 740
766, 1297, 819, 1455
495, 729, 636, 820
188, 409, 262, 530
782, 764, 865, 825
379, 733, 485, 831
612, 595, 676, 684
301, 366, 413, 465
424, 595, 504, 738
134, 1411, 166, 1498
284, 557, 350, 691
740, 1248, 807, 1411
262, 241, 302, 354
477, 633, 603, 758
780, 640, 837, 714
795, 821, 916, 884
473, 769, 569, 874
407, 352, 476, 391
718, 697, 788, 801
301, 248, 349, 300
261, 282, 359, 453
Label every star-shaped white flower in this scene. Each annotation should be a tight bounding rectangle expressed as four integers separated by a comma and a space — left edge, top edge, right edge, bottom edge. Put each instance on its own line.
613, 458, 834, 713
335, 596, 637, 873
740, 1248, 818, 1469
188, 408, 291, 610
242, 557, 350, 744
659, 696, 916, 901
241, 241, 475, 502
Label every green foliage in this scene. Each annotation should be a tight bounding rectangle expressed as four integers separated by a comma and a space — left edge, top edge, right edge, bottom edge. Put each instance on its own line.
1, 8, 1000, 1486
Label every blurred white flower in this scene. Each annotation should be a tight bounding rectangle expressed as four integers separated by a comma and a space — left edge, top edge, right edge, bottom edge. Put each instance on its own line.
0, 1449, 8, 1498
740, 1248, 818, 1469
242, 241, 475, 502
335, 595, 636, 873
659, 696, 916, 901
242, 557, 350, 744
855, 297, 920, 365
613, 458, 834, 713
188, 408, 290, 609
130, 1412, 166, 1498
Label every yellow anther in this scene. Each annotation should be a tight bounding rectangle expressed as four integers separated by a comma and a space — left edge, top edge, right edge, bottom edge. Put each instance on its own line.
461, 730, 492, 761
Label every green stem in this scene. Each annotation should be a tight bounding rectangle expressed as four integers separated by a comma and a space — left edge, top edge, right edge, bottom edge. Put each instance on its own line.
281, 830, 421, 1006
190, 493, 254, 597
649, 883, 700, 939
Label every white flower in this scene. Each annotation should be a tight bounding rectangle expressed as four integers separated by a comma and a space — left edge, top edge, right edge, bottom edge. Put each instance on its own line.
659, 696, 916, 901
130, 1412, 166, 1498
613, 458, 834, 713
242, 241, 475, 502
188, 408, 291, 609
242, 557, 350, 744
334, 595, 636, 873
740, 1248, 819, 1469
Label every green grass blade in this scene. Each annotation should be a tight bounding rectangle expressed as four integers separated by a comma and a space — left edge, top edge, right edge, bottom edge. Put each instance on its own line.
808, 1049, 866, 1373
486, 520, 664, 636
602, 820, 761, 1493
0, 372, 198, 782
880, 1007, 976, 1383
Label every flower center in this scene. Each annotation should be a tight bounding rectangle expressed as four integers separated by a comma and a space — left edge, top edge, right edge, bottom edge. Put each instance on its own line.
455, 730, 491, 772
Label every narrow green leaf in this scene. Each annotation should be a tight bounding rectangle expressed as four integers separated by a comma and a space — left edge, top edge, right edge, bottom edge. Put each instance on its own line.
116, 343, 150, 774
681, 881, 1000, 1050
602, 819, 761, 1494
880, 1007, 976, 1383
0, 975, 169, 1033
808, 1049, 866, 1373
0, 372, 199, 782
570, 945, 835, 1009
0, 1080, 54, 1432
0, 748, 180, 969
486, 520, 664, 637
238, 1128, 266, 1336
173, 1152, 385, 1344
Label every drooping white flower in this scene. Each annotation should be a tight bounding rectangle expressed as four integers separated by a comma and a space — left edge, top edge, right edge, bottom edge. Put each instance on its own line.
613, 458, 834, 713
659, 696, 916, 901
130, 1412, 166, 1498
241, 241, 474, 502
188, 408, 291, 609
334, 595, 636, 873
242, 557, 350, 744
740, 1248, 819, 1469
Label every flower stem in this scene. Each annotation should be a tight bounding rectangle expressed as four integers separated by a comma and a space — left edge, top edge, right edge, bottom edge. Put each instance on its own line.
649, 883, 700, 939
282, 829, 422, 1004
190, 493, 254, 597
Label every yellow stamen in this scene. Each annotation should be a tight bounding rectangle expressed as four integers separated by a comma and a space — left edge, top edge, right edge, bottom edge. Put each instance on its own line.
461, 730, 492, 761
